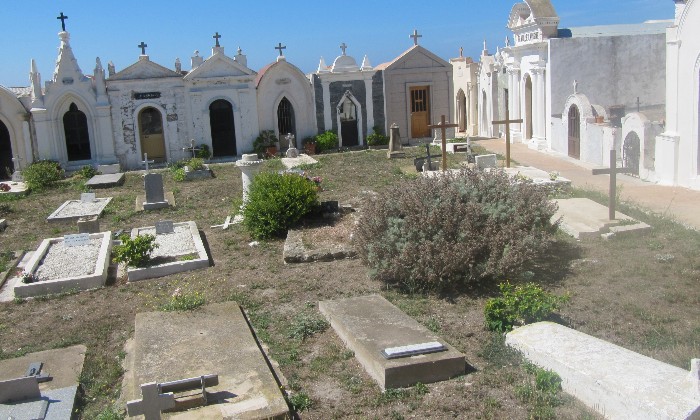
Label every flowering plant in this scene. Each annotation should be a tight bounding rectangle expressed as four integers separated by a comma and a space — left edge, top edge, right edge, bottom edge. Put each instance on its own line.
0, 183, 10, 192
18, 270, 40, 284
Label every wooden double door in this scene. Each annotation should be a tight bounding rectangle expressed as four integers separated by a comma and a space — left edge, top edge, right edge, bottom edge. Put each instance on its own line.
411, 86, 431, 138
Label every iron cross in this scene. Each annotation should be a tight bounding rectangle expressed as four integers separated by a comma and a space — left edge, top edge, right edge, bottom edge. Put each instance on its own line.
592, 149, 634, 220
213, 32, 222, 47
138, 42, 148, 55
492, 105, 523, 168
410, 29, 422, 46
57, 12, 69, 31
275, 42, 286, 57
427, 115, 459, 172
340, 42, 348, 55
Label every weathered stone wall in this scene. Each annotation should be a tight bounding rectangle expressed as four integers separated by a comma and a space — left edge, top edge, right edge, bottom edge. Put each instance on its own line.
372, 71, 385, 133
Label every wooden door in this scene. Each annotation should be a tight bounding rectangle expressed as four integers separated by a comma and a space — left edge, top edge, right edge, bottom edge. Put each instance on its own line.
139, 108, 166, 161
568, 105, 580, 159
411, 86, 430, 138
0, 120, 12, 180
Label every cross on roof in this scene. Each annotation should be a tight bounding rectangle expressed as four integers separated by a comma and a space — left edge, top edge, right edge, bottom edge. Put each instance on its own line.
213, 32, 221, 47
57, 12, 69, 31
340, 42, 348, 55
636, 97, 642, 112
126, 382, 175, 420
275, 42, 286, 57
410, 29, 422, 46
138, 42, 148, 55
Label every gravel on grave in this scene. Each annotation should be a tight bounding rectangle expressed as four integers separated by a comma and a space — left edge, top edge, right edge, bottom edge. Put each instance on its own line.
139, 225, 196, 258
54, 200, 108, 217
35, 238, 102, 280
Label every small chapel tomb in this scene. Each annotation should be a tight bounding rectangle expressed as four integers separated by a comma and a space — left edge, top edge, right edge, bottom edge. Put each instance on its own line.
121, 302, 289, 419
126, 221, 209, 282
9, 231, 112, 299
46, 196, 112, 223
553, 198, 650, 240
506, 322, 700, 420
319, 294, 466, 390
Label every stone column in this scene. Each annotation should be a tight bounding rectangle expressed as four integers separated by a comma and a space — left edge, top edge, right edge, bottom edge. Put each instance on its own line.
322, 80, 332, 131
235, 154, 264, 203
364, 77, 374, 137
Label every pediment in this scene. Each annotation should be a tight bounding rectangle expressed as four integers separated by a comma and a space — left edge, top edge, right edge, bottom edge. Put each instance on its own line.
384, 46, 450, 71
109, 59, 182, 81
184, 53, 254, 80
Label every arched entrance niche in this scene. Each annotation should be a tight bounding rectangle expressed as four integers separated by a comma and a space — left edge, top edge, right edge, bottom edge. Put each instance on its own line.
138, 107, 166, 162
63, 103, 91, 161
457, 89, 467, 132
524, 74, 533, 140
568, 105, 581, 159
209, 99, 236, 157
623, 131, 640, 175
481, 90, 488, 136
336, 91, 362, 147
277, 97, 296, 148
0, 120, 12, 179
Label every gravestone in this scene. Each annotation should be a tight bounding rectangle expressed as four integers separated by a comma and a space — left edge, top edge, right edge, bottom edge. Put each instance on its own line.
154, 220, 174, 235
143, 173, 169, 210
387, 123, 405, 159
475, 154, 497, 170
126, 382, 176, 420
80, 192, 96, 202
97, 163, 120, 175
77, 215, 100, 234
319, 294, 466, 390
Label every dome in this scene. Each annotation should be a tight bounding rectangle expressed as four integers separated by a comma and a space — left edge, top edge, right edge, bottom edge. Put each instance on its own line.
331, 54, 360, 73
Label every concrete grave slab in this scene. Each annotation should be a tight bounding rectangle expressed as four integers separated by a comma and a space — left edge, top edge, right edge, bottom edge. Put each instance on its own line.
47, 197, 112, 223
506, 322, 700, 420
136, 192, 175, 211
502, 166, 572, 191
97, 163, 121, 174
319, 294, 466, 390
127, 221, 209, 282
554, 198, 651, 240
85, 172, 125, 188
281, 154, 318, 169
121, 302, 289, 419
0, 181, 28, 196
475, 154, 497, 170
0, 345, 86, 420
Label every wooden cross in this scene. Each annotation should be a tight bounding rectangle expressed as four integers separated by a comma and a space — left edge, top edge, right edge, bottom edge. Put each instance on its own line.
340, 42, 348, 55
126, 382, 176, 420
492, 105, 522, 168
427, 115, 459, 172
138, 42, 148, 55
275, 42, 286, 57
592, 149, 634, 220
410, 29, 422, 46
213, 32, 222, 47
141, 153, 154, 172
57, 12, 69, 31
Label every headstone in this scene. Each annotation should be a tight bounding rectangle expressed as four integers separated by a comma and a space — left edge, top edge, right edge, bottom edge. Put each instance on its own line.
0, 376, 41, 403
97, 163, 120, 175
77, 215, 100, 234
80, 192, 96, 202
387, 123, 405, 159
155, 220, 174, 235
126, 382, 176, 420
63, 233, 90, 247
143, 173, 168, 210
286, 147, 299, 158
475, 154, 497, 170
320, 200, 339, 214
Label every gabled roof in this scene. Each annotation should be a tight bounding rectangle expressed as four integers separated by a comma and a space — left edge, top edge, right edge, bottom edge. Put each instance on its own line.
375, 45, 450, 71
184, 51, 255, 81
108, 57, 182, 81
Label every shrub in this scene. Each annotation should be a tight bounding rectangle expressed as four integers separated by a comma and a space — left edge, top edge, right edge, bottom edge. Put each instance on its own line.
354, 169, 559, 293
253, 130, 278, 155
161, 288, 206, 311
314, 131, 338, 152
76, 165, 98, 179
195, 143, 211, 159
243, 172, 318, 239
187, 158, 205, 171
287, 313, 329, 340
22, 160, 64, 191
484, 282, 570, 333
112, 234, 158, 267
288, 391, 313, 412
366, 127, 389, 146
172, 168, 186, 182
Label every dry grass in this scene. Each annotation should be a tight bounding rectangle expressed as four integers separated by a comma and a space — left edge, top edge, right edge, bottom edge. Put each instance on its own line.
0, 149, 696, 419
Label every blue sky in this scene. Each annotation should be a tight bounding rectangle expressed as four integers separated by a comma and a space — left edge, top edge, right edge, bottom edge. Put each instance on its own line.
1, 1, 672, 87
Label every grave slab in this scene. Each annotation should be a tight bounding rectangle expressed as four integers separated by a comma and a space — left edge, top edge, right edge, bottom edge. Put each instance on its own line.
554, 198, 651, 240
0, 181, 28, 196
85, 173, 126, 188
502, 166, 572, 190
47, 197, 112, 223
121, 302, 289, 419
506, 322, 700, 420
0, 345, 86, 420
319, 294, 466, 390
97, 163, 121, 174
281, 154, 318, 169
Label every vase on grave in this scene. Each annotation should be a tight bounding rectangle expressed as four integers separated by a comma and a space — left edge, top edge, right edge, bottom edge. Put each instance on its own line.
387, 123, 405, 159
236, 154, 264, 203
304, 142, 317, 155
264, 145, 278, 158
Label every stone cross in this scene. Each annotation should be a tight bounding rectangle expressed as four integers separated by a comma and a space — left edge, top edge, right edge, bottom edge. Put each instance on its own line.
573, 79, 578, 94
410, 29, 422, 46
138, 42, 148, 55
340, 42, 348, 55
492, 105, 523, 168
592, 149, 634, 220
182, 139, 200, 159
275, 42, 286, 57
427, 115, 459, 172
126, 382, 175, 420
141, 153, 154, 172
213, 32, 221, 47
57, 12, 68, 31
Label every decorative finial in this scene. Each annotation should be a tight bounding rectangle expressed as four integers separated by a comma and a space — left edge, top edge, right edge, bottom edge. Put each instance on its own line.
573, 79, 578, 94
275, 42, 286, 57
213, 32, 222, 47
237, 46, 242, 55
340, 42, 348, 55
138, 42, 148, 55
57, 12, 69, 32
410, 29, 422, 46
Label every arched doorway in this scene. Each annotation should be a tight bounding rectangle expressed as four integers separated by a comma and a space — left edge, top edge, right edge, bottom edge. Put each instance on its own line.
524, 75, 533, 140
339, 96, 358, 146
623, 132, 640, 176
457, 90, 467, 132
63, 103, 91, 161
209, 100, 236, 157
138, 107, 166, 162
0, 121, 13, 180
277, 97, 296, 149
568, 105, 581, 159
